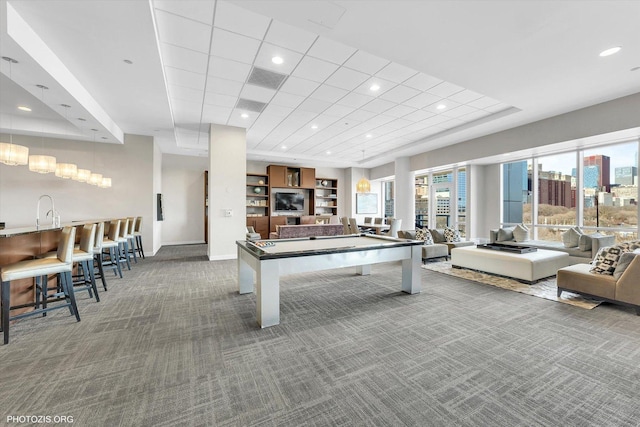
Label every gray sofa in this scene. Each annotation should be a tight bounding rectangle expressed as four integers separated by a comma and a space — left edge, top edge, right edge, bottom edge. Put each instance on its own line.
489, 228, 615, 264
397, 230, 451, 261
428, 228, 474, 254
558, 251, 640, 315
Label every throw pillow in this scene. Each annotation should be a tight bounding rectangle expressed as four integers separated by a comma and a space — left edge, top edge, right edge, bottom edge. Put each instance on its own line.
561, 226, 583, 248
415, 228, 427, 241
403, 230, 417, 240
578, 234, 592, 252
429, 229, 446, 243
444, 227, 461, 243
613, 250, 640, 280
512, 224, 530, 242
423, 230, 435, 245
496, 227, 515, 242
590, 245, 625, 275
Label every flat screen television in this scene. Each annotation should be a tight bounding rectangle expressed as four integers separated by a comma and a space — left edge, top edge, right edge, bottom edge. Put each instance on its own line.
275, 192, 304, 211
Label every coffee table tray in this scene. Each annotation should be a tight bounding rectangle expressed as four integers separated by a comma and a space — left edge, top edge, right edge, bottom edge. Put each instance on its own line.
477, 243, 537, 254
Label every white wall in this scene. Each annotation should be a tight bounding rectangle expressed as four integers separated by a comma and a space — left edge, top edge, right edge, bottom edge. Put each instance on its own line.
161, 154, 208, 245
0, 132, 156, 252
208, 124, 246, 260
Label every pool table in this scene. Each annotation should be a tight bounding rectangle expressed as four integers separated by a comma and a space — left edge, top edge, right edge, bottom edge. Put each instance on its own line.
236, 234, 423, 328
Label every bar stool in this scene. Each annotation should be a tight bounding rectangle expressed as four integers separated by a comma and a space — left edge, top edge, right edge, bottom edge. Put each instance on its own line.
43, 224, 99, 302
349, 218, 359, 234
341, 217, 350, 235
92, 222, 108, 291
126, 217, 138, 264
116, 218, 131, 271
1, 226, 80, 345
102, 219, 123, 278
133, 216, 145, 259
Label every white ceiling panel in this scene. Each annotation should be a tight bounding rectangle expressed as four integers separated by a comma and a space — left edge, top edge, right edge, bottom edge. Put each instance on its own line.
441, 104, 478, 119
361, 98, 395, 114
260, 104, 294, 118
375, 62, 417, 83
160, 43, 209, 74
270, 91, 305, 109
363, 115, 396, 127
298, 97, 332, 114
485, 102, 511, 113
322, 103, 355, 118
291, 56, 339, 83
210, 28, 261, 64
460, 109, 492, 122
379, 85, 420, 104
404, 109, 435, 122
155, 9, 212, 54
208, 56, 252, 82
403, 73, 443, 91
205, 77, 243, 97
154, 0, 215, 25
169, 84, 204, 104
404, 92, 442, 109
240, 84, 276, 103
467, 96, 501, 109
344, 109, 378, 122
254, 43, 303, 74
419, 115, 451, 127
448, 89, 483, 104
383, 104, 416, 118
214, 1, 271, 40
279, 76, 320, 97
343, 50, 390, 75
264, 19, 317, 53
428, 81, 465, 98
307, 37, 357, 65
423, 99, 461, 114
228, 113, 257, 128
165, 66, 206, 91
385, 118, 413, 130
337, 92, 375, 109
202, 104, 232, 123
311, 85, 349, 104
204, 92, 237, 107
324, 67, 370, 91
353, 77, 396, 97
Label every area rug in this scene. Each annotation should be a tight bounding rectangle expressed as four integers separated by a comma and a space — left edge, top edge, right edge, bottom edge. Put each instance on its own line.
422, 261, 601, 309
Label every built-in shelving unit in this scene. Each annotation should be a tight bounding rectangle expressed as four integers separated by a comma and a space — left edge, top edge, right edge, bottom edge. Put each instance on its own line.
246, 173, 269, 238
315, 178, 338, 216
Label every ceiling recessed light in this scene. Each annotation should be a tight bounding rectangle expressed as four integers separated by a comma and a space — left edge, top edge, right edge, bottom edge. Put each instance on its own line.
436, 104, 447, 110
311, 124, 318, 129
17, 106, 31, 112
271, 56, 283, 65
366, 134, 373, 138
599, 46, 621, 57
281, 145, 287, 150
326, 151, 331, 155
369, 84, 380, 92
241, 113, 249, 119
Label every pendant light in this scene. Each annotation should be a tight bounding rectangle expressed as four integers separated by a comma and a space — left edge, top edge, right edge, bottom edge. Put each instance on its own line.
55, 103, 78, 179
74, 168, 91, 182
356, 150, 371, 193
28, 84, 57, 174
0, 57, 29, 165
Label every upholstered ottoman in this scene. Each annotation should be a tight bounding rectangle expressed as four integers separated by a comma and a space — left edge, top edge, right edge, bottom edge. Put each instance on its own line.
451, 246, 571, 284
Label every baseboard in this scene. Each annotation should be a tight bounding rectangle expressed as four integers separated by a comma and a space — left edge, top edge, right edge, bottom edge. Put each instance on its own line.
163, 240, 206, 246
208, 253, 237, 261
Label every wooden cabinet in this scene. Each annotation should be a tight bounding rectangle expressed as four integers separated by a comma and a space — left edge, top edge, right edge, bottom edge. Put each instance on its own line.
246, 216, 269, 239
315, 177, 338, 216
267, 165, 315, 189
269, 216, 287, 233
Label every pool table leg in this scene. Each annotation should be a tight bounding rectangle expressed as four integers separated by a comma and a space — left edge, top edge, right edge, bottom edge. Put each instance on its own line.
356, 264, 371, 275
238, 249, 254, 295
401, 245, 421, 294
257, 259, 280, 328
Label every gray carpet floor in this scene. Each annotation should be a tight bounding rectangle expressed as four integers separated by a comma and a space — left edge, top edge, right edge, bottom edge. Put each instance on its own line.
1, 244, 640, 427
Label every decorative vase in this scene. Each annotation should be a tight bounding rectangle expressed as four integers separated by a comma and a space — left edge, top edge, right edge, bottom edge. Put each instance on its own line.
321, 180, 328, 187
258, 180, 264, 185
253, 187, 262, 194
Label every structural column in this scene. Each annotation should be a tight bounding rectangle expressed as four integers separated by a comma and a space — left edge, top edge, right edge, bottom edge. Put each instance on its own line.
208, 124, 246, 260
394, 157, 415, 231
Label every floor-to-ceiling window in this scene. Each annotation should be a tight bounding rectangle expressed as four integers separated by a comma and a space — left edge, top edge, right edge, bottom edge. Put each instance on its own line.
501, 140, 639, 243
414, 167, 467, 236
383, 180, 394, 220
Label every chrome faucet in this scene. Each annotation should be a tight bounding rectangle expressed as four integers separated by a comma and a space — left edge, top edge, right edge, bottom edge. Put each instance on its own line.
36, 194, 56, 228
